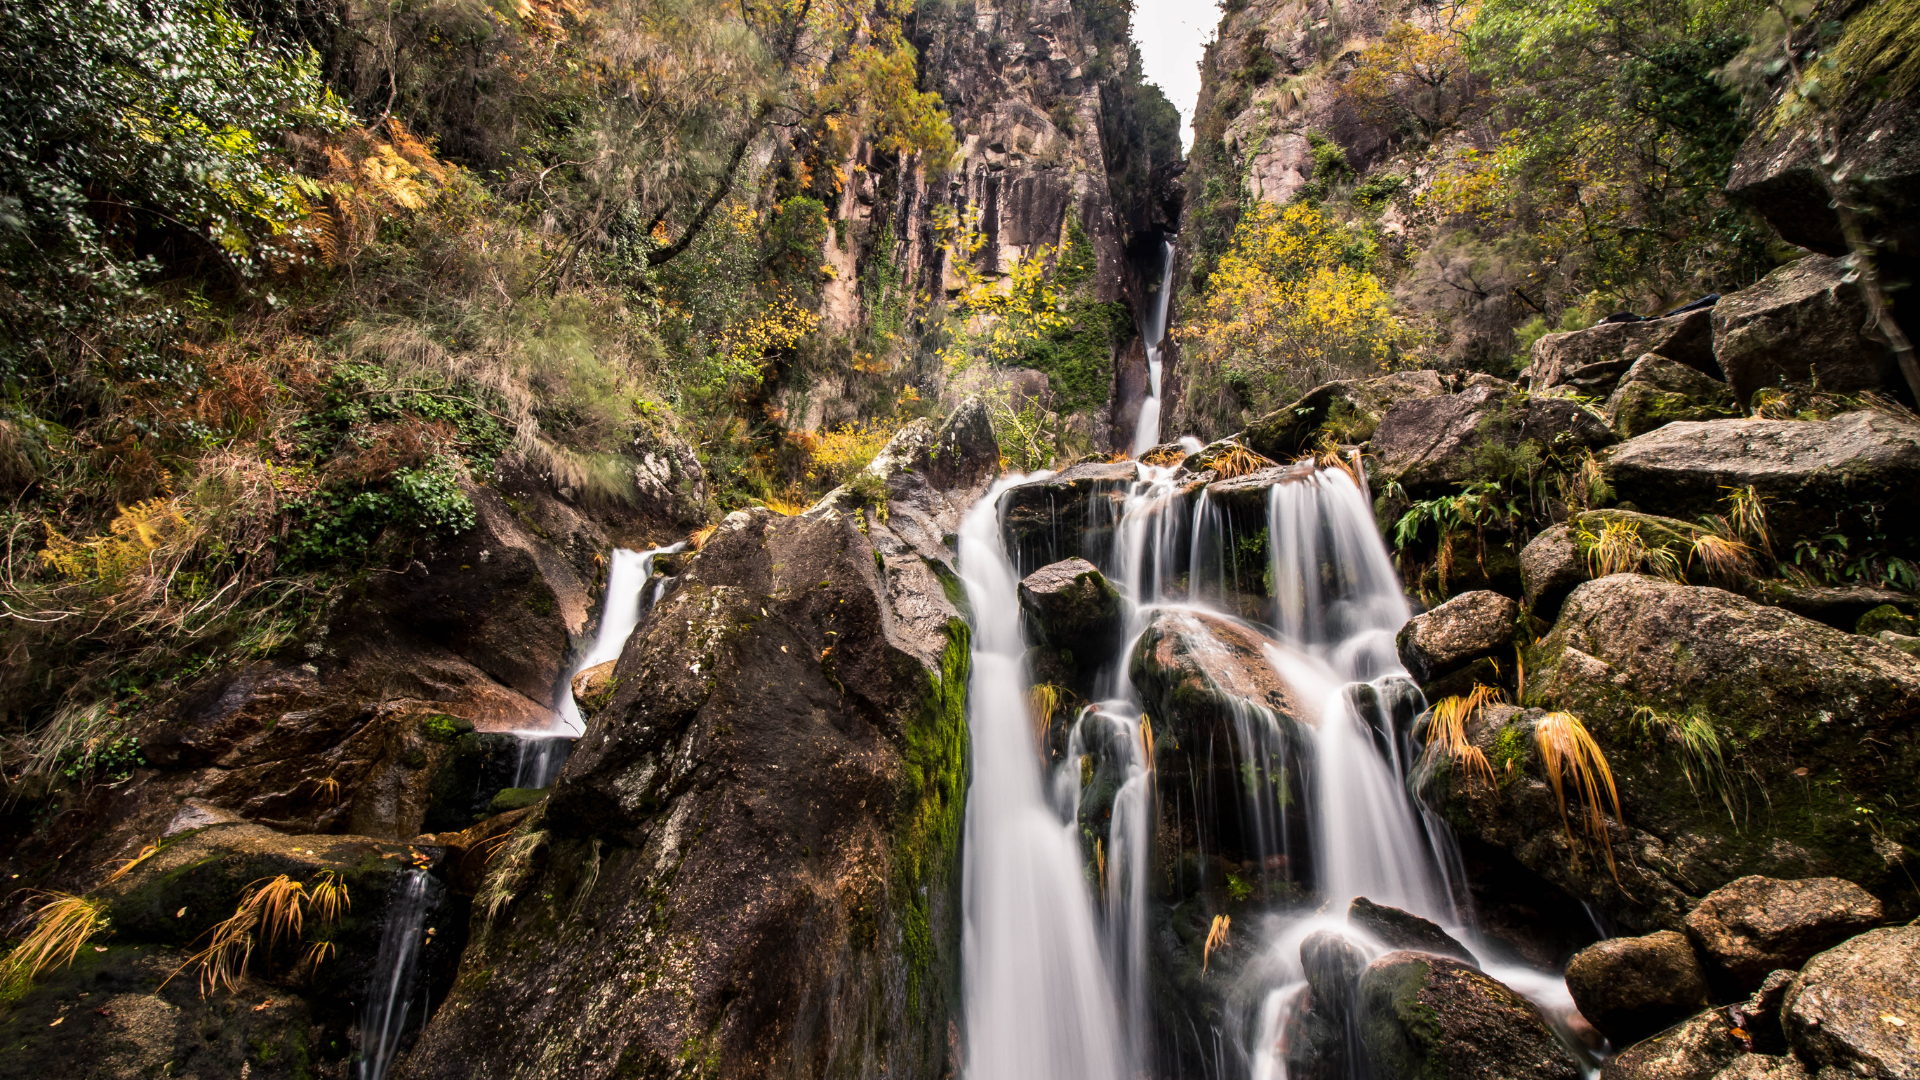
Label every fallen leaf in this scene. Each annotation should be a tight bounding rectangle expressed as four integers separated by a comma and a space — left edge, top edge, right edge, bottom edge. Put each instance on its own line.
175, 907, 186, 918
93, 946, 106, 952
252, 1000, 274, 1012
1883, 1014, 1908, 1027
94, 1008, 111, 1017
48, 1017, 62, 1027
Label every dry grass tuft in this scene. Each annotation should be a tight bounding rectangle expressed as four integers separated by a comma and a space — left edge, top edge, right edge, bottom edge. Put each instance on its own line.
164, 871, 351, 996
1581, 518, 1682, 581
1027, 684, 1066, 750
1203, 914, 1231, 975
1211, 445, 1277, 480
105, 842, 160, 884
1533, 712, 1622, 880
688, 524, 718, 550
478, 828, 550, 929
1690, 532, 1756, 585
1721, 485, 1771, 554
1416, 685, 1501, 792
1, 893, 108, 988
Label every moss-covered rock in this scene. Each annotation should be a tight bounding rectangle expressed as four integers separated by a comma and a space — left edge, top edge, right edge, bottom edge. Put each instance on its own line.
1244, 371, 1451, 458
1453, 574, 1920, 933
401, 506, 970, 1080
1356, 951, 1580, 1080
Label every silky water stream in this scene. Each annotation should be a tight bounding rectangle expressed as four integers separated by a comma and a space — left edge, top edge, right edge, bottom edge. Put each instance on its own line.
512, 542, 685, 788
957, 459, 1594, 1080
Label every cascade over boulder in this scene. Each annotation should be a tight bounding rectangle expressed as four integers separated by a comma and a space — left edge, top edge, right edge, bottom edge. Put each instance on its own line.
1526, 306, 1719, 397
1782, 926, 1920, 1080
1283, 930, 1369, 1080
1603, 410, 1920, 549
1604, 354, 1740, 439
1710, 255, 1902, 410
1458, 574, 1920, 931
1370, 381, 1615, 499
1018, 557, 1123, 696
1356, 951, 1581, 1080
1684, 875, 1884, 994
1244, 370, 1451, 458
400, 506, 971, 1080
1565, 931, 1711, 1048
999, 461, 1138, 569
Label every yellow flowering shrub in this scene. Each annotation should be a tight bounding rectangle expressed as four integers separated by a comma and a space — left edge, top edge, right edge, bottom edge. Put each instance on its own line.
1182, 203, 1404, 409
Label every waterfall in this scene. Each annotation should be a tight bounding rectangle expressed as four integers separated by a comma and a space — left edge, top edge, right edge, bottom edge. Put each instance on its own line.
514, 542, 685, 789
958, 474, 1131, 1080
975, 453, 1591, 1080
359, 869, 440, 1080
1131, 240, 1178, 456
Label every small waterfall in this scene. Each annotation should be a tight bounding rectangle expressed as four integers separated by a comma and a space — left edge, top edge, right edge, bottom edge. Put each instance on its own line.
514, 542, 684, 789
958, 475, 1131, 1080
360, 869, 441, 1080
1131, 240, 1178, 456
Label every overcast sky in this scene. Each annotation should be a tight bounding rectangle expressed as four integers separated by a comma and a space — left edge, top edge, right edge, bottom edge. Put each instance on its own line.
1131, 0, 1215, 151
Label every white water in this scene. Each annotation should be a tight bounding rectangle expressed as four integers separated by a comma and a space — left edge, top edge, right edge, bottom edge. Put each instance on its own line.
1131, 241, 1178, 456
965, 454, 1593, 1080
958, 474, 1132, 1080
360, 869, 439, 1080
515, 542, 685, 788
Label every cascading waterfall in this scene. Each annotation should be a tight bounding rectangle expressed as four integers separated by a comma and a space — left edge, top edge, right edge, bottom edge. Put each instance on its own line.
513, 542, 685, 788
958, 475, 1131, 1080
968, 452, 1592, 1080
360, 869, 441, 1080
1131, 240, 1178, 456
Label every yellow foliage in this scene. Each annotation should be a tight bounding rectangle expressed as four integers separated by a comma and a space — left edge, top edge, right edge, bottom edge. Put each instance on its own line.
1202, 913, 1231, 975
1418, 684, 1501, 791
806, 419, 898, 485
41, 497, 195, 586
165, 872, 350, 996
1182, 203, 1402, 404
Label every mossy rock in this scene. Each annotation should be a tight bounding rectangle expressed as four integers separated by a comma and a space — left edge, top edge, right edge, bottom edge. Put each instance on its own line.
487, 787, 550, 814
1356, 952, 1580, 1080
1857, 603, 1918, 637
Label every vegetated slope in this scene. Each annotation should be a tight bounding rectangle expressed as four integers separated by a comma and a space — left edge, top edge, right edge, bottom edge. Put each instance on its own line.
1168, 0, 1919, 439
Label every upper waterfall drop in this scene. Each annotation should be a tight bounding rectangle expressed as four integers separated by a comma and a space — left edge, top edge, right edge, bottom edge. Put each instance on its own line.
1131, 240, 1178, 456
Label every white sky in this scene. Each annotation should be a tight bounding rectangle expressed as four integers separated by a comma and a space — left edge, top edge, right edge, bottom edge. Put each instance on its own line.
1131, 0, 1216, 151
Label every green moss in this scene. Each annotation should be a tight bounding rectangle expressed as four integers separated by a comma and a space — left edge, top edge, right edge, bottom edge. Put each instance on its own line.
1490, 724, 1530, 782
891, 618, 971, 1019
1857, 604, 1917, 636
420, 713, 472, 744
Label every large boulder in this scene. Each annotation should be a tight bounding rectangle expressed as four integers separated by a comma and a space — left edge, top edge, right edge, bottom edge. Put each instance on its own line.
1245, 370, 1451, 458
1684, 876, 1884, 994
1711, 255, 1901, 410
1604, 354, 1740, 439
1782, 925, 1920, 1080
1528, 307, 1719, 396
1395, 590, 1518, 689
402, 507, 970, 1080
1506, 575, 1920, 929
1565, 931, 1711, 1048
1520, 525, 1585, 618
1130, 609, 1312, 864
1283, 930, 1369, 1080
1018, 558, 1123, 695
1356, 951, 1581, 1080
1370, 382, 1615, 499
1604, 411, 1920, 550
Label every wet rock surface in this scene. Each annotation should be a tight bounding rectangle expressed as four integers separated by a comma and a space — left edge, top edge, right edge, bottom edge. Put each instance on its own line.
1684, 875, 1884, 994
1348, 897, 1476, 964
1395, 589, 1518, 686
999, 460, 1139, 569
1356, 951, 1581, 1080
1604, 411, 1920, 548
1781, 925, 1920, 1080
1019, 558, 1123, 697
1566, 930, 1711, 1048
1283, 930, 1368, 1080
1602, 1006, 1744, 1080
